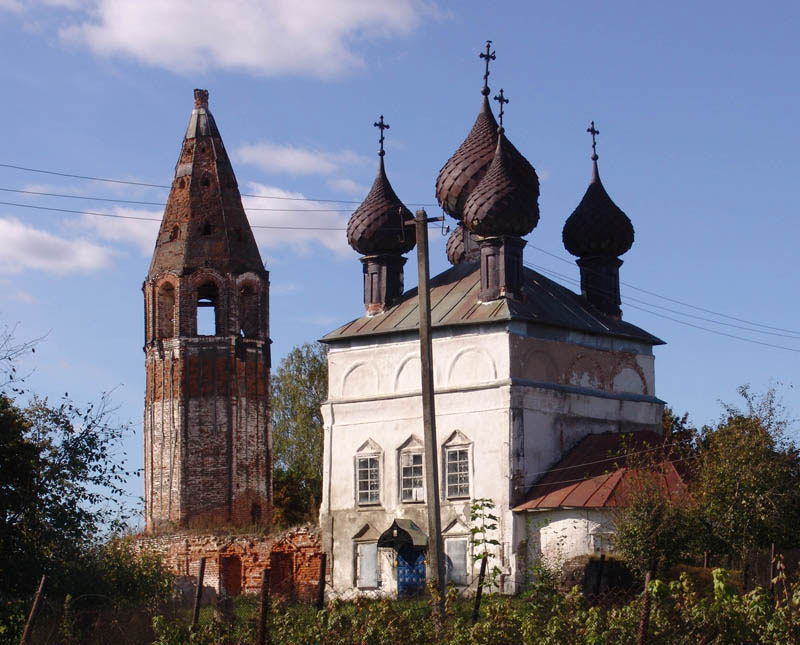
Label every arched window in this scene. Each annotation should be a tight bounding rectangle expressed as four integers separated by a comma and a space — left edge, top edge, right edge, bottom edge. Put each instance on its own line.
196, 281, 218, 336
156, 283, 175, 339
239, 284, 259, 338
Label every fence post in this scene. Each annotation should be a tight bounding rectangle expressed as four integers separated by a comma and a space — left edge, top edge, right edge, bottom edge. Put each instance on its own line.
191, 557, 206, 628
769, 543, 776, 595
703, 551, 709, 569
593, 554, 606, 596
257, 568, 271, 645
637, 569, 653, 645
316, 553, 327, 611
471, 557, 488, 625
19, 575, 46, 645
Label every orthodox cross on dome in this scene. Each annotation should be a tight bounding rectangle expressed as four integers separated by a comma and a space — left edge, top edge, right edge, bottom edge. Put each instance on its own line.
480, 40, 496, 96
587, 120, 600, 160
493, 89, 509, 128
374, 115, 390, 157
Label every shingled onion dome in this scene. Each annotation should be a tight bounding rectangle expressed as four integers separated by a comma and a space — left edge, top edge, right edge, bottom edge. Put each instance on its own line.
562, 123, 634, 319
347, 116, 415, 316
462, 127, 540, 237
346, 156, 415, 256
446, 223, 481, 265
436, 95, 500, 221
461, 121, 539, 302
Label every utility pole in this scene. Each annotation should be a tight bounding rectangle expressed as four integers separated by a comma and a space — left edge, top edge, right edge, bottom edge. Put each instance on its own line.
415, 208, 446, 612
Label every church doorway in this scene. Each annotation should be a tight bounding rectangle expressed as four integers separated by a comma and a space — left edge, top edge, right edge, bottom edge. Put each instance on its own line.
396, 545, 426, 597
219, 555, 242, 596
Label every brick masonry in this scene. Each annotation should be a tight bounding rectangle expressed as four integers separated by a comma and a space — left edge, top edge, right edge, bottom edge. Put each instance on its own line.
143, 89, 272, 533
137, 527, 324, 600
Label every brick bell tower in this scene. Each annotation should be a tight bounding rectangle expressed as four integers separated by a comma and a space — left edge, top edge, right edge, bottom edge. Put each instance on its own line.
143, 89, 271, 533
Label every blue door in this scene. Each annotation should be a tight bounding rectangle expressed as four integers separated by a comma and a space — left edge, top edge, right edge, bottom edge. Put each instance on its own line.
397, 546, 426, 596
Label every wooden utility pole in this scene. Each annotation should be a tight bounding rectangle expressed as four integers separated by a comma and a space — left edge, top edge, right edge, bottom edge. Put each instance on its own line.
257, 568, 271, 645
19, 575, 46, 645
415, 208, 446, 612
192, 557, 206, 628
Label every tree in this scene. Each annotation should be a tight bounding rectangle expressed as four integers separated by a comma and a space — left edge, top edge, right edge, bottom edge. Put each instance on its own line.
693, 385, 800, 583
271, 342, 328, 526
0, 391, 136, 600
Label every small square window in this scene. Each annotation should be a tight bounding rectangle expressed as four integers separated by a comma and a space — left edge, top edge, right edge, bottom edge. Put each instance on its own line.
446, 448, 470, 498
400, 452, 424, 502
357, 456, 380, 505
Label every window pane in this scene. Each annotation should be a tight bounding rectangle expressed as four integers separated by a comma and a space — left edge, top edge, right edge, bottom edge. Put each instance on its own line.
401, 451, 424, 502
357, 543, 378, 588
446, 448, 469, 497
445, 538, 468, 585
357, 456, 380, 504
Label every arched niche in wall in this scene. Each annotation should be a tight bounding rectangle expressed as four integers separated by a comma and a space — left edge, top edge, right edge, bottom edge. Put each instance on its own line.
566, 355, 605, 391
447, 347, 496, 388
611, 366, 647, 395
518, 349, 558, 383
156, 280, 176, 339
394, 354, 421, 393
238, 280, 261, 339
341, 361, 380, 398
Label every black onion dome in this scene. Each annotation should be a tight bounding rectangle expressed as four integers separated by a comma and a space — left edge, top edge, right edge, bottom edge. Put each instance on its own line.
436, 96, 499, 221
347, 157, 415, 256
463, 129, 540, 237
562, 159, 634, 257
446, 224, 467, 265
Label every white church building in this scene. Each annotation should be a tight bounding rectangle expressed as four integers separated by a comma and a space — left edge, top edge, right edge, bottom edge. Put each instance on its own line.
319, 60, 666, 596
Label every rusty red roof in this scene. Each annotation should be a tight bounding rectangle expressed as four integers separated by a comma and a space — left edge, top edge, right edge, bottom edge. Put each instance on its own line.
513, 431, 689, 511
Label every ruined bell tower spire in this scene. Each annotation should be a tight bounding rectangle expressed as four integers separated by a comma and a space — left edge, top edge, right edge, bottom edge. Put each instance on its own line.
143, 89, 271, 533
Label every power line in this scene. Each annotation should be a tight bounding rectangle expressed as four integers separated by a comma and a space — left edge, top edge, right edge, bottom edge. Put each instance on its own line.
527, 243, 800, 335
0, 187, 354, 211
0, 201, 348, 230
0, 162, 437, 206
525, 261, 800, 353
525, 260, 800, 340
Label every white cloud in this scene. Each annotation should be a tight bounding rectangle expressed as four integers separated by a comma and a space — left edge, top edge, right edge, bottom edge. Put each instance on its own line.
235, 142, 368, 176
0, 217, 114, 274
242, 183, 351, 257
327, 177, 368, 195
78, 208, 161, 255
59, 0, 432, 78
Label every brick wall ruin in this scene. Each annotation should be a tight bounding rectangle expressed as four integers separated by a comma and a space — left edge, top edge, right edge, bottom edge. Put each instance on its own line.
138, 527, 323, 601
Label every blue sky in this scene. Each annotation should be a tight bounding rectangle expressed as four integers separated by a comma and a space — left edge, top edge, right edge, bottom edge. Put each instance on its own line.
1, 1, 798, 516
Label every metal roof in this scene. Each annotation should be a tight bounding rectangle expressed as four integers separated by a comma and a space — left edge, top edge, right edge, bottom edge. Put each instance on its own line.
512, 431, 688, 511
322, 261, 663, 345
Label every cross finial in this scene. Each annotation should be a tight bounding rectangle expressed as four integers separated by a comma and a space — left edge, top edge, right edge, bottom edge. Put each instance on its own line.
587, 120, 600, 160
493, 88, 509, 128
374, 115, 390, 157
480, 40, 496, 96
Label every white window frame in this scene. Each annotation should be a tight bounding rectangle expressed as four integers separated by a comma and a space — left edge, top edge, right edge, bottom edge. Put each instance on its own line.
444, 444, 471, 499
399, 450, 425, 503
354, 541, 381, 589
355, 452, 381, 506
444, 537, 470, 586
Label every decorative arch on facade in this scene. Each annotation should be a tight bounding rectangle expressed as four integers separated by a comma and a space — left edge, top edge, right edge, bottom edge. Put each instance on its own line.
566, 354, 606, 391
236, 274, 263, 339
518, 348, 559, 383
447, 346, 497, 387
341, 361, 380, 398
611, 364, 648, 395
393, 353, 421, 393
155, 277, 178, 340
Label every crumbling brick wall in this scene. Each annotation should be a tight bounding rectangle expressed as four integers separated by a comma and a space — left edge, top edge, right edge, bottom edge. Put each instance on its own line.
137, 527, 322, 599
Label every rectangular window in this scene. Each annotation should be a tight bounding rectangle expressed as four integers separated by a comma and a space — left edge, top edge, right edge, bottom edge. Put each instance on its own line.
400, 452, 424, 502
445, 538, 468, 586
357, 456, 380, 505
356, 542, 379, 588
446, 448, 470, 498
